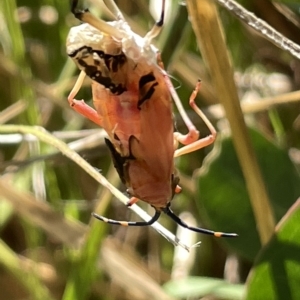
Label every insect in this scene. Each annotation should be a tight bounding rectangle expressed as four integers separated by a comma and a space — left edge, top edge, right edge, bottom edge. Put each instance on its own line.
66, 0, 237, 238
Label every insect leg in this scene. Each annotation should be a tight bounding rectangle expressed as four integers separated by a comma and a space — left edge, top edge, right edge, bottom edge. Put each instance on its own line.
164, 206, 238, 237
162, 71, 201, 146
175, 185, 182, 194
144, 0, 165, 42
92, 210, 161, 227
126, 197, 139, 207
103, 0, 125, 21
68, 71, 103, 126
173, 80, 217, 157
70, 0, 123, 39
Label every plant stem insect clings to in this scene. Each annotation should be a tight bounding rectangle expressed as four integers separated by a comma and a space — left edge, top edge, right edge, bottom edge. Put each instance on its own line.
66, 0, 238, 238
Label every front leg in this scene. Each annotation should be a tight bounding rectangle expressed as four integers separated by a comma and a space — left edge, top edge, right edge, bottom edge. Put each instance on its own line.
68, 71, 103, 127
174, 81, 216, 157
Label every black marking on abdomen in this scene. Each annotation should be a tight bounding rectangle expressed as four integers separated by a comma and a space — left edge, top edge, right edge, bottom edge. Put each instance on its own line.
77, 59, 126, 95
139, 72, 156, 89
137, 72, 158, 108
111, 54, 126, 72
70, 46, 127, 94
93, 50, 126, 72
105, 137, 136, 186
105, 138, 128, 184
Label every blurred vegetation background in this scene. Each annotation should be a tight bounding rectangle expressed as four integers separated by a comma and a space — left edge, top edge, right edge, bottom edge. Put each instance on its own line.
0, 0, 300, 299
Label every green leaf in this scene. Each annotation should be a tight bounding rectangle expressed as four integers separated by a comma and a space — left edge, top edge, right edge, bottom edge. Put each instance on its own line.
245, 199, 300, 300
164, 276, 245, 299
194, 128, 300, 260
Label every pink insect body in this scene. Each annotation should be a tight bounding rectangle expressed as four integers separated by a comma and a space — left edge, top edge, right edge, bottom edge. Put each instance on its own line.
91, 62, 175, 209
123, 79, 174, 209
66, 0, 237, 237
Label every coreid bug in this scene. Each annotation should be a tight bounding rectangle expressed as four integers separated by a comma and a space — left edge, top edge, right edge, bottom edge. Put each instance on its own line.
66, 0, 237, 238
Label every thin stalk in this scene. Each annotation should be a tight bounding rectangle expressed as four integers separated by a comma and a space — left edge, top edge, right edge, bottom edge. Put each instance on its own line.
0, 124, 191, 251
186, 0, 276, 245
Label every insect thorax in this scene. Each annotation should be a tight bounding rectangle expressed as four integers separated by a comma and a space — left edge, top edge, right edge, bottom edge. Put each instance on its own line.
66, 21, 159, 95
